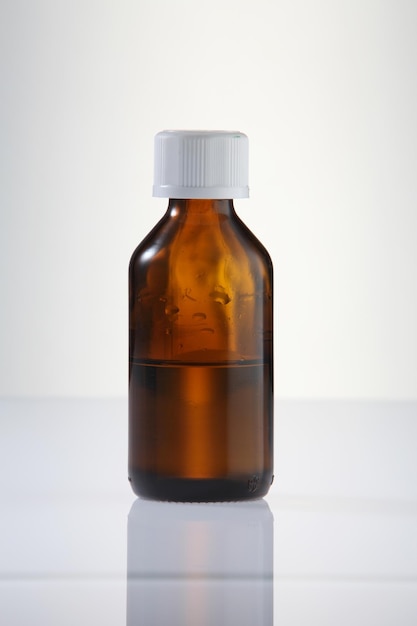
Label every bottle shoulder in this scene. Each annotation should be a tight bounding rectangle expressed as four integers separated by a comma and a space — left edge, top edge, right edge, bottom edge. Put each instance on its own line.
129, 210, 272, 279
231, 212, 273, 271
129, 212, 174, 268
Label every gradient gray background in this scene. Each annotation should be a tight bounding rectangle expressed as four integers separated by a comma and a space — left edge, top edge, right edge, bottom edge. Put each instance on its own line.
1, 0, 416, 399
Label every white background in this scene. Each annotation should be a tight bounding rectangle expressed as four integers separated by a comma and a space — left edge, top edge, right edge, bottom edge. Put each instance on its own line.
1, 0, 416, 399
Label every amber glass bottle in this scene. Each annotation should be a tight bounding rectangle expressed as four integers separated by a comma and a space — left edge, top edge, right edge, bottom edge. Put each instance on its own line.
129, 131, 273, 501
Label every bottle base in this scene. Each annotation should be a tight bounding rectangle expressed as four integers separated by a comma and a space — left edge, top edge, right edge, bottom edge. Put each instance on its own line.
128, 469, 273, 502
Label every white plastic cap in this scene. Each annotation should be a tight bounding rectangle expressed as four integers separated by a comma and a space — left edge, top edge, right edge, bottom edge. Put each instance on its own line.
153, 130, 249, 199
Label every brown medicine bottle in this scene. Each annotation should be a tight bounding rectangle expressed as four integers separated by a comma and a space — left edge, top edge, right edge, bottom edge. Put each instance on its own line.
128, 130, 273, 501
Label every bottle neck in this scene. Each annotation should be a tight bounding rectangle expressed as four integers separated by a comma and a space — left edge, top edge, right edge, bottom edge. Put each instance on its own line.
167, 198, 235, 219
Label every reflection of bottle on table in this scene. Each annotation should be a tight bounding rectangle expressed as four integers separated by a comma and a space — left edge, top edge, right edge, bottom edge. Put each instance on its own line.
127, 498, 274, 626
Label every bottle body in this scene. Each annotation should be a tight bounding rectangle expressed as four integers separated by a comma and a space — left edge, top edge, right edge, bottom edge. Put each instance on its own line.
128, 199, 273, 501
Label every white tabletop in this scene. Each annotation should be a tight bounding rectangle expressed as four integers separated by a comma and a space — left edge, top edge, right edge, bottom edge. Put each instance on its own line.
1, 398, 416, 625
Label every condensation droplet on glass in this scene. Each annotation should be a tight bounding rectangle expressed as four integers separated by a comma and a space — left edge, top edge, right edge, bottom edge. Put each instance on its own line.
200, 327, 215, 334
209, 287, 231, 305
165, 304, 180, 316
137, 288, 153, 303
239, 293, 254, 302
192, 312, 207, 321
182, 288, 197, 302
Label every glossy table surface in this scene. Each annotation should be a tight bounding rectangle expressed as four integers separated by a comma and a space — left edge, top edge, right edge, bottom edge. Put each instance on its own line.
1, 398, 416, 625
